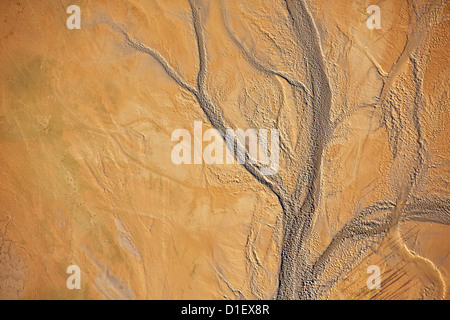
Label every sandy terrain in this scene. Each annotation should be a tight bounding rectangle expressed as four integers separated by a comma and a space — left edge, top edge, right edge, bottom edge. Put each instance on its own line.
0, 0, 448, 299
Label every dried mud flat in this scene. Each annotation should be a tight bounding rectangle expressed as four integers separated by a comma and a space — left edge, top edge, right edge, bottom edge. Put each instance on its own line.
0, 0, 449, 299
